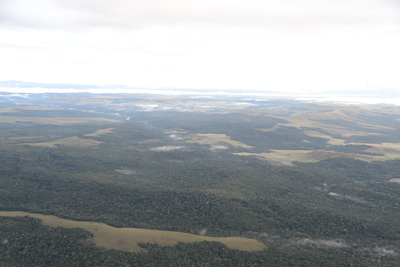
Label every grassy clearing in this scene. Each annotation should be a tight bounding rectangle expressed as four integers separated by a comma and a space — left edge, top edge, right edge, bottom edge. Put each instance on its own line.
388, 178, 400, 183
0, 106, 60, 113
0, 116, 120, 125
19, 136, 103, 148
314, 127, 382, 138
0, 211, 266, 252
258, 118, 381, 138
235, 143, 400, 165
261, 106, 391, 138
186, 133, 251, 148
53, 97, 117, 105
303, 131, 346, 145
364, 143, 400, 155
84, 128, 114, 137
234, 150, 363, 166
7, 135, 59, 141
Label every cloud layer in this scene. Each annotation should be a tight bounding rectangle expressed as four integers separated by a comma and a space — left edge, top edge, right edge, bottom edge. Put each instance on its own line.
1, 0, 398, 31
0, 1, 399, 92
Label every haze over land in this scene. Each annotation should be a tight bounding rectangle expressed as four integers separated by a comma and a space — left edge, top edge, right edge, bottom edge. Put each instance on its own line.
1, 80, 400, 106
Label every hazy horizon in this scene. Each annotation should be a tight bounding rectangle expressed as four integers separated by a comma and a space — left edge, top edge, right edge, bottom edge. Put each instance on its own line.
1, 1, 399, 94
1, 80, 400, 105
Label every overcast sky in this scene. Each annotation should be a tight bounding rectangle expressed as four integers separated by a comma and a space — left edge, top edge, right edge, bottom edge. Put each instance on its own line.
0, 0, 399, 93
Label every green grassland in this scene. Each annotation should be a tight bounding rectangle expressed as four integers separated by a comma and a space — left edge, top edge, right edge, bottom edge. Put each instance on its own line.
234, 143, 400, 166
84, 127, 114, 137
18, 136, 104, 147
16, 128, 115, 147
185, 133, 252, 148
0, 106, 61, 113
0, 115, 119, 125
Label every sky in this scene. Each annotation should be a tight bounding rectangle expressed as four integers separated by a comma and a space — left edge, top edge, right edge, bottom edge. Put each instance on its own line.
0, 0, 399, 93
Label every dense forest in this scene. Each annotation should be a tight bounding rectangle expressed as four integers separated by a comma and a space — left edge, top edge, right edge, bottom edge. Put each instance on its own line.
0, 92, 399, 266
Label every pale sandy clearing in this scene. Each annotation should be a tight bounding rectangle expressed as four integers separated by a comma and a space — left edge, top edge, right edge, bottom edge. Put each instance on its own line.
0, 211, 266, 252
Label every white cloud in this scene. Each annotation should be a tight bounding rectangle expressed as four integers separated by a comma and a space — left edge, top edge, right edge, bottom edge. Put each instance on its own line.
0, 0, 399, 93
373, 247, 399, 257
295, 238, 348, 248
149, 146, 185, 152
115, 169, 137, 175
210, 145, 229, 151
1, 0, 398, 31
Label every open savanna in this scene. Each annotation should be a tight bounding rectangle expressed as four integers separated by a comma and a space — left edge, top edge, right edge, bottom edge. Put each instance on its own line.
19, 136, 103, 148
0, 106, 61, 113
260, 105, 393, 139
260, 123, 383, 140
186, 133, 252, 148
52, 96, 118, 106
260, 117, 385, 138
233, 150, 366, 166
303, 131, 346, 145
84, 128, 114, 137
364, 143, 400, 160
7, 135, 59, 141
234, 144, 400, 166
0, 116, 120, 125
0, 211, 266, 252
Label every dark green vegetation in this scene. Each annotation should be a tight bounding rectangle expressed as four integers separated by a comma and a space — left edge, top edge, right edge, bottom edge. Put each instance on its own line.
1, 216, 394, 267
1, 93, 400, 266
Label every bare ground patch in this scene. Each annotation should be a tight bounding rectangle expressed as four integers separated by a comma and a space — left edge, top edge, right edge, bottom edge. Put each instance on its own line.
0, 211, 266, 252
234, 150, 373, 166
0, 116, 120, 125
0, 106, 61, 113
186, 133, 251, 149
18, 136, 103, 148
84, 128, 115, 137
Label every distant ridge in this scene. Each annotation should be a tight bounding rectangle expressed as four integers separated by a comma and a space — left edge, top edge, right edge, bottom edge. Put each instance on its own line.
1, 81, 399, 106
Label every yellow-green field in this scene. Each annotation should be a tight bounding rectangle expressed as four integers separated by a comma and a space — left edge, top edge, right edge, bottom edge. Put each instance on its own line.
7, 135, 59, 141
303, 131, 346, 145
234, 145, 400, 166
108, 97, 242, 112
241, 105, 400, 165
234, 150, 365, 166
260, 117, 383, 138
186, 133, 251, 148
84, 128, 115, 137
19, 136, 103, 148
363, 143, 400, 157
0, 106, 61, 113
0, 116, 120, 125
0, 211, 266, 252
259, 105, 391, 139
52, 97, 118, 106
